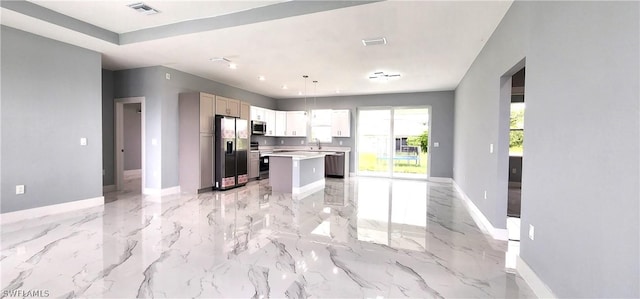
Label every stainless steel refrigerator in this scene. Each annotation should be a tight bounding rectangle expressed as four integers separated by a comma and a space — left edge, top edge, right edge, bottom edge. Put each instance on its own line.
215, 115, 249, 190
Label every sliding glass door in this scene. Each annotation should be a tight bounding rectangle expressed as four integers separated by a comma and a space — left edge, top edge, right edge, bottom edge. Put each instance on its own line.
357, 107, 430, 179
357, 110, 391, 176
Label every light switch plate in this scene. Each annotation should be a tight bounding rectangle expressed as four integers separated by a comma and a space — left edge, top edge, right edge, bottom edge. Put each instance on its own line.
434, 142, 439, 147
490, 143, 494, 153
529, 225, 535, 240
16, 185, 25, 195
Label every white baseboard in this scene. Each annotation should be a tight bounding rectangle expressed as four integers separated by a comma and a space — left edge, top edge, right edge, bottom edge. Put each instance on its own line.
292, 179, 325, 199
143, 186, 181, 196
517, 256, 557, 298
429, 177, 453, 183
103, 185, 116, 193
1, 196, 105, 225
452, 180, 508, 241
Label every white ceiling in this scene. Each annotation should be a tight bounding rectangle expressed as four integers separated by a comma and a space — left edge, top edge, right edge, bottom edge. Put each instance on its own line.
31, 0, 282, 33
0, 1, 513, 99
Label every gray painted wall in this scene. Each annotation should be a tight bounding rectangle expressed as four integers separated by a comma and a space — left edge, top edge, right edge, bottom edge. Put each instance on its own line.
102, 69, 114, 186
454, 2, 639, 297
295, 158, 325, 187
110, 66, 277, 189
276, 91, 454, 178
123, 103, 142, 170
1, 26, 102, 213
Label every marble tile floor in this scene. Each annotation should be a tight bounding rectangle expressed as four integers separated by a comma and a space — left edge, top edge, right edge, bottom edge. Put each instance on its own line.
1, 177, 535, 298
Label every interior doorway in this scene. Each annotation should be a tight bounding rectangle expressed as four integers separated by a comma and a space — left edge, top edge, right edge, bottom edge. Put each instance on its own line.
357, 107, 431, 179
114, 97, 145, 194
507, 67, 525, 242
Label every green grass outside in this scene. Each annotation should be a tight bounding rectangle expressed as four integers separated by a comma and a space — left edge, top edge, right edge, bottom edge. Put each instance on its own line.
509, 145, 523, 156
358, 152, 428, 174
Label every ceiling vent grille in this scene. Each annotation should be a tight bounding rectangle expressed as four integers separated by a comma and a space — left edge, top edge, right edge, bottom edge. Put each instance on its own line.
128, 3, 160, 15
362, 37, 387, 46
369, 71, 401, 81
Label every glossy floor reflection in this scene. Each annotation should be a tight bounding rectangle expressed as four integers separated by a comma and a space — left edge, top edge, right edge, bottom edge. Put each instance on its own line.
1, 178, 535, 298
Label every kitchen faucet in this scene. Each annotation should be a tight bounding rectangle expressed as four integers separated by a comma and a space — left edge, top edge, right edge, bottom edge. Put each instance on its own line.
316, 139, 322, 150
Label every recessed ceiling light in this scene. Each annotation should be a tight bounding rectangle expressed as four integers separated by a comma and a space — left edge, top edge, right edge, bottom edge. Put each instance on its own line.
369, 71, 401, 81
127, 2, 160, 15
281, 85, 288, 90
362, 37, 387, 46
258, 76, 266, 81
298, 91, 303, 95
336, 90, 341, 94
228, 63, 237, 69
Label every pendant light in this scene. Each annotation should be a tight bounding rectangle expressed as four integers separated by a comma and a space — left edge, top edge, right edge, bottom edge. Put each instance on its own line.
303, 75, 309, 115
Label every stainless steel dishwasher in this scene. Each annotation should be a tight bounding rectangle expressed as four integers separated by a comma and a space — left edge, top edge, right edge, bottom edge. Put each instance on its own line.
325, 152, 345, 177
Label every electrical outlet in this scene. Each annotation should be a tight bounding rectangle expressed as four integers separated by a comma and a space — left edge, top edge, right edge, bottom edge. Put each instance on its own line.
300, 140, 304, 144
434, 142, 439, 147
80, 137, 87, 146
263, 140, 267, 144
339, 141, 342, 145
281, 140, 284, 144
312, 167, 316, 173
483, 190, 487, 199
16, 185, 25, 195
165, 73, 171, 80
529, 224, 535, 240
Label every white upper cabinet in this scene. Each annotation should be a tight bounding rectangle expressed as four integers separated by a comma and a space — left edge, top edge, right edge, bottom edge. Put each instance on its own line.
285, 111, 307, 137
264, 109, 276, 136
275, 111, 287, 137
311, 109, 332, 126
332, 109, 351, 137
250, 106, 265, 121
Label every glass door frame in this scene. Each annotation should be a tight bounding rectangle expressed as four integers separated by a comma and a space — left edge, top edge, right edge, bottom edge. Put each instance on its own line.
356, 106, 432, 180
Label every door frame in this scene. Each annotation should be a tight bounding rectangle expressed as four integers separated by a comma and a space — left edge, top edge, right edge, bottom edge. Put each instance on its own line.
115, 97, 146, 191
356, 105, 432, 179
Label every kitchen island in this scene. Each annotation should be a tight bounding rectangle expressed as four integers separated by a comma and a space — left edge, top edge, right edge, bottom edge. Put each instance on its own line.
266, 151, 327, 195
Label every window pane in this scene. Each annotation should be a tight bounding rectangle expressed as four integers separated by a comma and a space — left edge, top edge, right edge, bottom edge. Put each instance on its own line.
509, 130, 524, 156
311, 126, 332, 143
510, 103, 525, 130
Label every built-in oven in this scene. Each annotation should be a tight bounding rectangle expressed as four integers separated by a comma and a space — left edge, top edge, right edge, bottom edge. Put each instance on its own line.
251, 121, 266, 135
259, 152, 271, 180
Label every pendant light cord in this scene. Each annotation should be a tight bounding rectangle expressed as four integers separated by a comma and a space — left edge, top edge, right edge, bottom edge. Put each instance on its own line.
313, 80, 318, 116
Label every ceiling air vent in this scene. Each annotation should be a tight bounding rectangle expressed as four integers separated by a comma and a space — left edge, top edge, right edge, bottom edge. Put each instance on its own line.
362, 37, 387, 46
369, 71, 401, 81
128, 2, 160, 15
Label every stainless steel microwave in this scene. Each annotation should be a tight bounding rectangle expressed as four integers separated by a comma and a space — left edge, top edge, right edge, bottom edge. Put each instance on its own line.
251, 121, 266, 135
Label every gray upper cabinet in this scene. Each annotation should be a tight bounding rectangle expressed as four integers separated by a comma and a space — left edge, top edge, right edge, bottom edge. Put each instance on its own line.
199, 93, 214, 134
216, 95, 240, 117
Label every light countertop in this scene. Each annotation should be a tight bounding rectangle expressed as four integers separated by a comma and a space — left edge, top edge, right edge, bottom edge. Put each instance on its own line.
264, 151, 328, 160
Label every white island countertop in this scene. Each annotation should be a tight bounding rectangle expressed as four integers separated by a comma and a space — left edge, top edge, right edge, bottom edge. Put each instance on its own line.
264, 151, 330, 160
